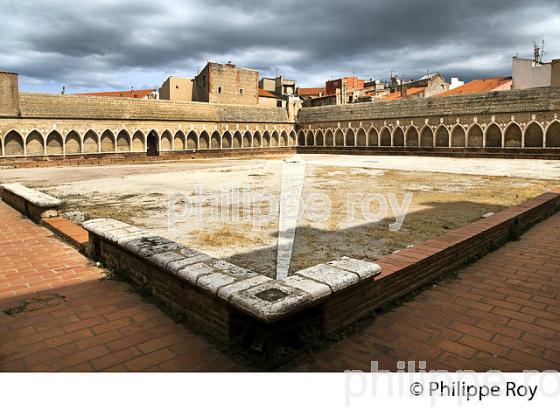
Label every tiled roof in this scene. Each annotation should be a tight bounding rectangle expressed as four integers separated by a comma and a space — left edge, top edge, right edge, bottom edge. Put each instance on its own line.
383, 86, 426, 101
75, 89, 155, 99
258, 88, 277, 98
297, 87, 325, 96
438, 77, 512, 97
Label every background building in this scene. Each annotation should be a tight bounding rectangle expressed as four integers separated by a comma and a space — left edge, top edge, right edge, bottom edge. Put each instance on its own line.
192, 62, 258, 105
159, 76, 194, 101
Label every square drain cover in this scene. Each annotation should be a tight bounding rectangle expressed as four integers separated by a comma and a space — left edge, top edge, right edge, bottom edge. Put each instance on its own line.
255, 288, 288, 302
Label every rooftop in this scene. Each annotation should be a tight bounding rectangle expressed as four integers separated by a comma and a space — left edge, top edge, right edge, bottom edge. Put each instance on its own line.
438, 77, 512, 97
75, 89, 156, 99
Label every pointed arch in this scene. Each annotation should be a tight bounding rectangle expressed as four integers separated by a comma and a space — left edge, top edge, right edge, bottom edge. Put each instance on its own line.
380, 127, 391, 146
199, 131, 210, 149
233, 131, 242, 148
334, 128, 344, 146
485, 123, 502, 148
355, 128, 366, 146
100, 130, 115, 152
420, 126, 433, 147
524, 122, 544, 148
367, 127, 378, 146
116, 130, 131, 152
280, 131, 288, 146
297, 130, 305, 146
345, 128, 355, 146
405, 126, 419, 147
186, 130, 198, 149
305, 129, 314, 146
545, 121, 560, 147
316, 130, 324, 146
253, 131, 262, 147
65, 131, 81, 154
289, 130, 296, 146
46, 130, 63, 155
271, 131, 279, 147
160, 130, 172, 151
26, 130, 45, 156
222, 131, 232, 148
174, 130, 186, 150
242, 130, 252, 148
392, 126, 404, 146
451, 125, 466, 147
146, 130, 159, 156
504, 122, 522, 148
83, 130, 99, 153
262, 130, 271, 147
325, 129, 334, 146
132, 131, 145, 151
467, 124, 483, 148
3, 130, 24, 156
435, 126, 449, 147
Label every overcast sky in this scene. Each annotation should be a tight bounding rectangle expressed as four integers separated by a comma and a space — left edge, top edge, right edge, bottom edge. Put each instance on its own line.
1, 0, 559, 93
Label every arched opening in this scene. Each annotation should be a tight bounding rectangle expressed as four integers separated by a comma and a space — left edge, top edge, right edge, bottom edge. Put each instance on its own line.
83, 130, 99, 153
368, 128, 378, 146
334, 129, 344, 146
233, 131, 242, 148
271, 131, 279, 147
174, 131, 186, 150
116, 130, 131, 152
289, 131, 296, 146
380, 128, 391, 146
253, 131, 262, 147
100, 130, 115, 152
132, 131, 145, 151
405, 127, 419, 147
356, 128, 366, 146
147, 130, 159, 156
280, 131, 288, 146
26, 131, 44, 156
306, 130, 314, 146
46, 131, 63, 155
4, 131, 24, 156
393, 127, 404, 146
242, 131, 251, 147
546, 121, 560, 147
222, 131, 232, 148
467, 124, 483, 148
298, 130, 305, 146
211, 131, 221, 149
187, 131, 197, 149
524, 123, 543, 148
451, 126, 466, 147
435, 126, 449, 147
325, 130, 334, 146
504, 123, 522, 148
420, 126, 433, 147
316, 130, 324, 146
345, 129, 355, 146
262, 131, 271, 147
199, 131, 210, 149
485, 124, 502, 148
65, 131, 81, 154
160, 131, 172, 151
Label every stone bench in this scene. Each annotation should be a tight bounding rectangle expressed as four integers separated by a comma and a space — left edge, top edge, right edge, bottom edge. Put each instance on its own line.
82, 218, 381, 346
0, 183, 61, 223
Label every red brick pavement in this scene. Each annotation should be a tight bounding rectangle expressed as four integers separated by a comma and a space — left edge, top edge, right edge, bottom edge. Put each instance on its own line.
0, 202, 245, 371
289, 212, 560, 372
1, 200, 559, 372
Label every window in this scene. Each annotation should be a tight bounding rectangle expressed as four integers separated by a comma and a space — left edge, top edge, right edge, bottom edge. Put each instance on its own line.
276, 100, 283, 108
202, 75, 206, 87
218, 86, 222, 94
239, 88, 244, 96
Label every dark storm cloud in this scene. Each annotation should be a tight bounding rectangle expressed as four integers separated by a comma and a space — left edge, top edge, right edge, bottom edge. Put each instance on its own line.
1, 0, 559, 92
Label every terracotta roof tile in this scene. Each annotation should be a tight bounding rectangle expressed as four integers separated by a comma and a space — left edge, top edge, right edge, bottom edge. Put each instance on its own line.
297, 87, 325, 96
382, 86, 426, 101
258, 88, 277, 98
438, 77, 512, 97
76, 89, 155, 99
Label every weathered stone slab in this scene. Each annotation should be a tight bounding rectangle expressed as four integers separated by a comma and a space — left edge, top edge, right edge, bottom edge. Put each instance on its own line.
176, 262, 214, 284
197, 272, 236, 293
282, 275, 331, 301
167, 253, 212, 272
0, 183, 61, 207
209, 260, 257, 280
327, 257, 381, 280
217, 276, 272, 301
296, 264, 359, 292
229, 281, 312, 321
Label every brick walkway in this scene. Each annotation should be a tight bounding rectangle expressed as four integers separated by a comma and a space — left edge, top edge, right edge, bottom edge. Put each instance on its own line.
0, 202, 245, 371
1, 200, 559, 372
289, 212, 560, 372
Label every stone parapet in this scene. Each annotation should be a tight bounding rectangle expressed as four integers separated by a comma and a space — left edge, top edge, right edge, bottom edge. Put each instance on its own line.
0, 183, 61, 223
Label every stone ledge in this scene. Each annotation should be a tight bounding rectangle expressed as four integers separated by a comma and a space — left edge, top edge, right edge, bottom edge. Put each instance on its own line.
82, 218, 381, 323
0, 183, 61, 223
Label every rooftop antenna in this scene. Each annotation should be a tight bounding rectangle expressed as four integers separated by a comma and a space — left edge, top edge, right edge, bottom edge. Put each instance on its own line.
533, 40, 542, 64
61, 85, 65, 95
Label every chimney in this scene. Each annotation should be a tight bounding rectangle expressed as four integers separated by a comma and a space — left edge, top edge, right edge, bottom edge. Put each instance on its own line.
400, 85, 408, 98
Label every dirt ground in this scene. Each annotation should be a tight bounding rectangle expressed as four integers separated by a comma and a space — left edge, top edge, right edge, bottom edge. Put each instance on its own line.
1, 154, 558, 277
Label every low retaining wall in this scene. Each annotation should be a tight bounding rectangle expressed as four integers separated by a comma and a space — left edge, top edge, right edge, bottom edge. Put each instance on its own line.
0, 147, 296, 168
297, 146, 560, 160
0, 183, 61, 223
